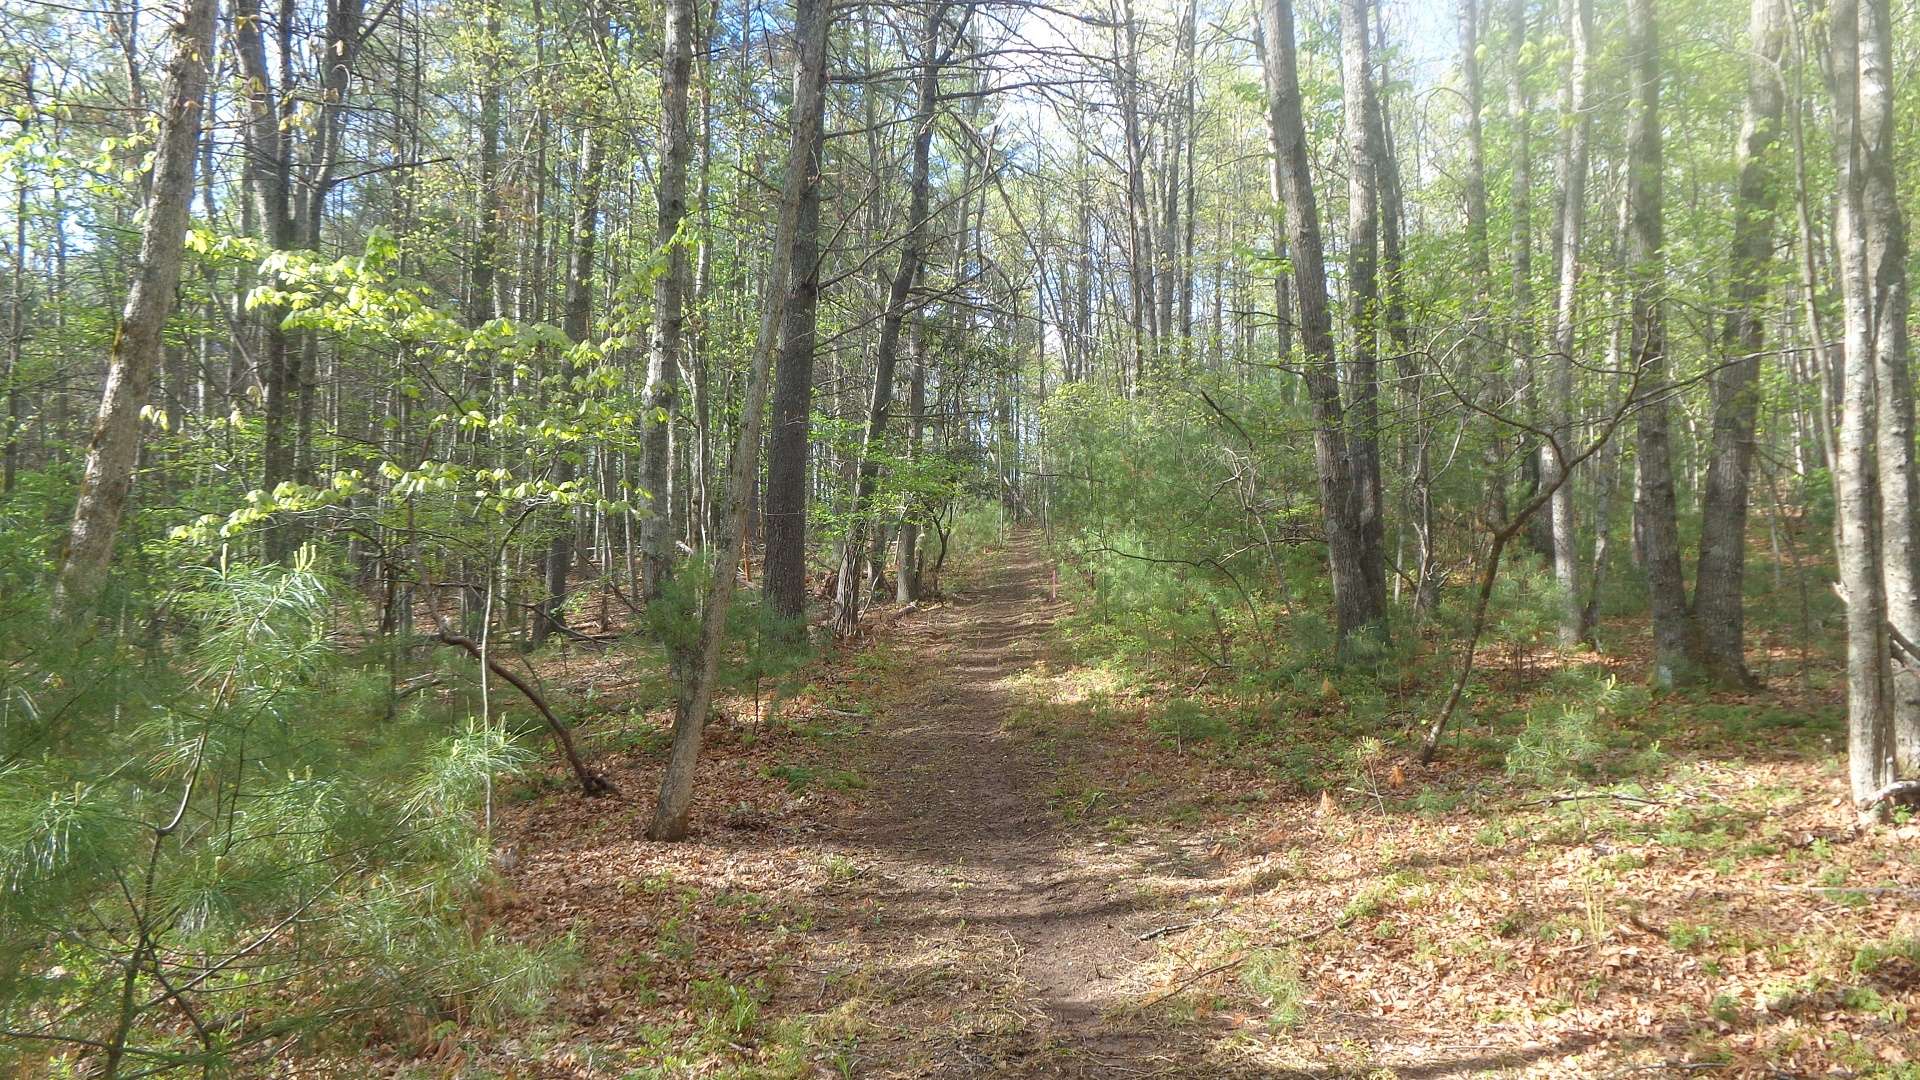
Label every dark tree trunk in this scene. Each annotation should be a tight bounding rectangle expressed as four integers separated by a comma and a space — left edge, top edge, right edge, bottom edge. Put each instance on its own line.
761, 46, 829, 623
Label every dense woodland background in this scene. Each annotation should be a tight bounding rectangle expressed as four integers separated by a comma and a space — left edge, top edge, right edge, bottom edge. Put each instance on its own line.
3, 0, 1920, 1073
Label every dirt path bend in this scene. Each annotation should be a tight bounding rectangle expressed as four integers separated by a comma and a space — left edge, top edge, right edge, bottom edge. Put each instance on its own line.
818, 534, 1233, 1078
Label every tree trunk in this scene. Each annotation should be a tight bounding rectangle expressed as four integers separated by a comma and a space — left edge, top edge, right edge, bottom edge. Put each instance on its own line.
1341, 0, 1389, 624
1258, 0, 1383, 651
1545, 0, 1592, 646
1461, 0, 1503, 530
640, 0, 696, 599
648, 0, 831, 842
1852, 0, 1920, 778
761, 43, 829, 624
535, 123, 605, 648
53, 0, 218, 617
895, 297, 927, 603
1827, 0, 1903, 811
832, 1, 946, 637
1625, 0, 1695, 686
1692, 0, 1784, 688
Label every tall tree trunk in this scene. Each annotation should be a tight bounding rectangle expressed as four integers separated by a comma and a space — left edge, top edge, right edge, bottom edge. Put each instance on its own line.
1626, 0, 1695, 685
1116, 0, 1151, 389
831, 1, 946, 637
1507, 0, 1550, 559
1248, 13, 1293, 366
895, 292, 927, 603
53, 0, 218, 616
535, 124, 606, 647
1853, 0, 1920, 778
1692, 0, 1784, 688
4, 62, 27, 496
1341, 0, 1388, 624
640, 0, 696, 599
1827, 0, 1903, 811
1545, 0, 1592, 646
233, 0, 299, 508
1259, 0, 1383, 650
761, 38, 829, 624
647, 0, 831, 842
1461, 0, 1504, 529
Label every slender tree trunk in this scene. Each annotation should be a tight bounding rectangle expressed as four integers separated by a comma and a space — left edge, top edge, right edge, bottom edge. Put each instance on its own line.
1506, 0, 1549, 559
1259, 0, 1382, 650
233, 0, 299, 508
1460, 0, 1503, 529
1692, 0, 1784, 688
895, 293, 927, 603
640, 0, 696, 599
832, 1, 946, 637
4, 62, 27, 496
1545, 0, 1592, 646
53, 0, 218, 616
535, 124, 605, 647
1249, 14, 1293, 365
648, 0, 831, 842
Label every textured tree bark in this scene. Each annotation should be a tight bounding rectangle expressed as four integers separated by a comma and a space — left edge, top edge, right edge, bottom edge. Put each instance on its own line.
1853, 0, 1920, 777
1826, 0, 1901, 812
832, 1, 946, 638
640, 0, 696, 600
648, 0, 831, 842
1258, 0, 1382, 650
54, 0, 218, 617
1116, 0, 1151, 389
1624, 0, 1695, 686
1545, 0, 1591, 647
1692, 0, 1784, 689
760, 81, 827, 623
1340, 0, 1388, 626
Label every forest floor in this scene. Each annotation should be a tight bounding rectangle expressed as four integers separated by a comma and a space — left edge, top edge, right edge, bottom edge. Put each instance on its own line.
364, 532, 1920, 1079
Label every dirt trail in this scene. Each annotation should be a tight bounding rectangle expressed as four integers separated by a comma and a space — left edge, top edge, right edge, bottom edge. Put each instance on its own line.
821, 534, 1222, 1077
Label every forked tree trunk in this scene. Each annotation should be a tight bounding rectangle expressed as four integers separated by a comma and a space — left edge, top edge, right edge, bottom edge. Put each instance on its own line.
54, 0, 219, 617
648, 0, 831, 842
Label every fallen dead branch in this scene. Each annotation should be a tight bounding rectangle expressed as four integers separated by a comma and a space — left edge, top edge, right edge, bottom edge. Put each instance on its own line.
431, 626, 615, 798
1139, 911, 1355, 1010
